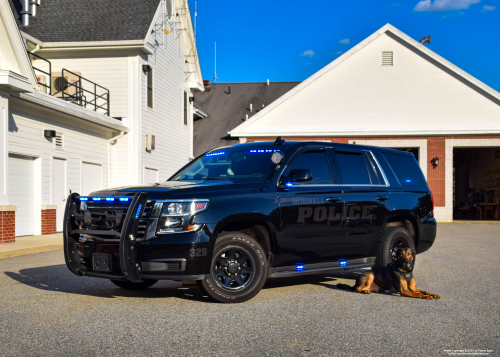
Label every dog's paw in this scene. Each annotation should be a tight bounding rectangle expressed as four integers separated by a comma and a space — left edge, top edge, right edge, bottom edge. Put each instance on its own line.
433, 294, 441, 299
424, 295, 434, 300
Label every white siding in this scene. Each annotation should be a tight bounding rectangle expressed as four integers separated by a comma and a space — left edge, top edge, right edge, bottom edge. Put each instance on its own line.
8, 105, 110, 204
8, 154, 34, 236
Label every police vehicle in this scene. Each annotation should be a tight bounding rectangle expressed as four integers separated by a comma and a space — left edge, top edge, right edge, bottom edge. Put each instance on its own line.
63, 138, 436, 303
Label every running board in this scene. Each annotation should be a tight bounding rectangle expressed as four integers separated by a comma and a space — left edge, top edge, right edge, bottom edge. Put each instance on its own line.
268, 257, 376, 278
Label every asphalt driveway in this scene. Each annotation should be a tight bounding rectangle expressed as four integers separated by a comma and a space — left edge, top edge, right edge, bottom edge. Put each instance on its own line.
0, 223, 499, 356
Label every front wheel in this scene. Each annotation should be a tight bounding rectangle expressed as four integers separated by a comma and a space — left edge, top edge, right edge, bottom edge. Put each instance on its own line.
376, 226, 416, 268
110, 279, 158, 290
198, 232, 268, 303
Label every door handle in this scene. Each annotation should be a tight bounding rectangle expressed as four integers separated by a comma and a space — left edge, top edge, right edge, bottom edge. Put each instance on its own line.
376, 196, 389, 201
326, 197, 341, 203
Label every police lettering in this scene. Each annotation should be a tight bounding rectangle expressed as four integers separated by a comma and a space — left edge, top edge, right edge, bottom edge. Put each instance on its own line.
297, 205, 373, 223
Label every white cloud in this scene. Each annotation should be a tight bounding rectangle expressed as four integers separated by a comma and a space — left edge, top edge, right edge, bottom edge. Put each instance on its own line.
335, 51, 343, 55
414, 0, 480, 11
300, 50, 315, 57
482, 5, 496, 11
339, 38, 350, 44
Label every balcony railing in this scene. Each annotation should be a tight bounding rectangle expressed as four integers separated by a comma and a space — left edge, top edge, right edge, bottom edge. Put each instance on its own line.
29, 52, 111, 116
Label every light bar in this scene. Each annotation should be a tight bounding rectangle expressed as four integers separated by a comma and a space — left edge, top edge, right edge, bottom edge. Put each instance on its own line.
119, 197, 130, 202
205, 151, 225, 157
105, 197, 115, 202
248, 149, 281, 153
79, 196, 89, 201
92, 197, 102, 202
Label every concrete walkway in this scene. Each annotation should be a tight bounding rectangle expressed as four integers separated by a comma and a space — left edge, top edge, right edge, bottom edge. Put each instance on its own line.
0, 233, 63, 259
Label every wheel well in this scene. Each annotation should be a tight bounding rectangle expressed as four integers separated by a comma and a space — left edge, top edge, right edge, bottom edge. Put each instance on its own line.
219, 220, 272, 258
386, 217, 418, 246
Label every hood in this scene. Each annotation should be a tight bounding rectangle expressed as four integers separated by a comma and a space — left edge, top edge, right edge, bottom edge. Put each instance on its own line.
89, 180, 258, 199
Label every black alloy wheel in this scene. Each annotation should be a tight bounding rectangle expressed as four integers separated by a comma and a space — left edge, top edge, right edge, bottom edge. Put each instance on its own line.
197, 231, 268, 303
376, 226, 416, 268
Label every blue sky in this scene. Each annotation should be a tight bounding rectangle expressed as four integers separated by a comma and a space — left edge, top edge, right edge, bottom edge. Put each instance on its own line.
188, 0, 499, 91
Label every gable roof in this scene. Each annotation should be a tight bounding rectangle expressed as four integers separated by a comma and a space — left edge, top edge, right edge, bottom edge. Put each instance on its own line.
230, 23, 500, 137
0, 0, 37, 91
8, 0, 160, 42
193, 81, 300, 156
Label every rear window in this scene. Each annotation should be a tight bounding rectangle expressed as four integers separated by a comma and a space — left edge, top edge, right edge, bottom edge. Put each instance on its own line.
382, 153, 427, 187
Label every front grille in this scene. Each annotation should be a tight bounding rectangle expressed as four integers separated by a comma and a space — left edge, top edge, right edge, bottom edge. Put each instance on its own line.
136, 201, 155, 240
165, 261, 182, 271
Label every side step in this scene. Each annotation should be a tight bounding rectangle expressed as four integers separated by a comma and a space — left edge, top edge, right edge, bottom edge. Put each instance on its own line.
268, 257, 376, 278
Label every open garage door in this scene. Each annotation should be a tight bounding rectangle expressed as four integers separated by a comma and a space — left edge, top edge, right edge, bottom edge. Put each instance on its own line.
8, 154, 34, 236
454, 147, 500, 221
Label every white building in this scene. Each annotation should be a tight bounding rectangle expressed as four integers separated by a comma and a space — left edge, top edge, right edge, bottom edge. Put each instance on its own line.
1, 0, 203, 242
230, 24, 500, 223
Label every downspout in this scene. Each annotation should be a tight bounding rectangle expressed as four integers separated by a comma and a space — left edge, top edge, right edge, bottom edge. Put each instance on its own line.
107, 131, 125, 188
31, 44, 40, 54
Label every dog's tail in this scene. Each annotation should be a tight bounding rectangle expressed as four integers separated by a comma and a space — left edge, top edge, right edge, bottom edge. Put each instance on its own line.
336, 283, 354, 291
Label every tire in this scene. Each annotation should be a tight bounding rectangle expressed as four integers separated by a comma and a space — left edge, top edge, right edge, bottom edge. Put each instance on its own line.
198, 231, 268, 303
376, 227, 416, 268
110, 279, 158, 290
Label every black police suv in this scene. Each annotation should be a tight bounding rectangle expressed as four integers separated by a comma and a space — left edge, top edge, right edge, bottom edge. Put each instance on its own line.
63, 139, 436, 303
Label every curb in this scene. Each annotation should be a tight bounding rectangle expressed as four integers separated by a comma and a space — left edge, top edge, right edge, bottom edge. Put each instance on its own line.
0, 245, 63, 260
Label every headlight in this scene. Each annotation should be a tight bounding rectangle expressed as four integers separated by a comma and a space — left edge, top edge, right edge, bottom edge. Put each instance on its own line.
157, 199, 208, 234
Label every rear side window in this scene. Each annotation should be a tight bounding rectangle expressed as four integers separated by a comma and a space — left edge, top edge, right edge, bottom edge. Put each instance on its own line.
286, 150, 332, 184
383, 153, 427, 187
335, 151, 372, 185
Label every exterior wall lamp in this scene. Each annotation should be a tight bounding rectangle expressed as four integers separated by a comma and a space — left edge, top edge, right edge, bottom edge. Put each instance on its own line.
432, 156, 439, 167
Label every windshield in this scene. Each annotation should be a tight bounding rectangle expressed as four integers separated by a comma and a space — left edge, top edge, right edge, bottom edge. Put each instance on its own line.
171, 147, 282, 183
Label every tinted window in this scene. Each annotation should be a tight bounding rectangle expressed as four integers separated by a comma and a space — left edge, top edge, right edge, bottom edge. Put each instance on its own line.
364, 152, 383, 185
335, 152, 371, 185
287, 150, 332, 184
383, 153, 426, 187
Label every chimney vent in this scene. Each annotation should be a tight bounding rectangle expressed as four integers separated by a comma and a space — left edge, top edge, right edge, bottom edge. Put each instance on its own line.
266, 79, 270, 86
20, 0, 31, 27
249, 104, 253, 112
228, 86, 231, 94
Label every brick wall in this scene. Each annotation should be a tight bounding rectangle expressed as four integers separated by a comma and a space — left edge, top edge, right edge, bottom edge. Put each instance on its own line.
41, 209, 57, 235
247, 135, 500, 208
0, 211, 16, 244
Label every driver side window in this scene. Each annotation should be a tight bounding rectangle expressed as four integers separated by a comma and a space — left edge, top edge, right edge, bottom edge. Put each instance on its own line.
286, 150, 332, 184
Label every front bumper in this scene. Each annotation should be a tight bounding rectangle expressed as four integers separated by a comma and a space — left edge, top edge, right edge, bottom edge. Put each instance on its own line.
63, 193, 213, 282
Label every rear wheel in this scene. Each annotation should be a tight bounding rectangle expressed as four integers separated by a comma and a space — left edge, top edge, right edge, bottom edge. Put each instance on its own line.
198, 231, 268, 303
376, 226, 415, 268
110, 279, 158, 290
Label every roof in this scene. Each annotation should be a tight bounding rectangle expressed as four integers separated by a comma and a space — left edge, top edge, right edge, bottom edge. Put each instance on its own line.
8, 0, 160, 42
193, 81, 300, 156
230, 23, 500, 138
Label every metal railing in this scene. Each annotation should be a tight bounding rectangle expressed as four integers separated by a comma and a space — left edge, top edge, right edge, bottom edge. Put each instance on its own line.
29, 52, 51, 95
58, 69, 110, 116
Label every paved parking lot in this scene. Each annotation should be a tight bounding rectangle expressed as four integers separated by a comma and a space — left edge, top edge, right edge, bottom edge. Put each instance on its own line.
0, 223, 499, 356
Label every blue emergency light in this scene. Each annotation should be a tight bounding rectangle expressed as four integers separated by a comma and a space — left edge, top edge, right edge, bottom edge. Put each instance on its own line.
92, 197, 102, 202
79, 197, 88, 201
119, 197, 130, 202
135, 204, 143, 219
405, 179, 412, 183
295, 264, 304, 271
105, 197, 115, 202
339, 260, 347, 267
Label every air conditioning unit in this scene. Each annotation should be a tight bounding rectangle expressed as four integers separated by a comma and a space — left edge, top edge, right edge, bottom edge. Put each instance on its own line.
37, 75, 47, 93
51, 71, 82, 98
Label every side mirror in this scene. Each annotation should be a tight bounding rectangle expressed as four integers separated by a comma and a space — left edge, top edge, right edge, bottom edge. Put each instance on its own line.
288, 169, 312, 183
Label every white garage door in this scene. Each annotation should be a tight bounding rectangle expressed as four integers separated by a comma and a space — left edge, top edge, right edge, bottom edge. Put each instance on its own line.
81, 162, 102, 196
8, 154, 34, 236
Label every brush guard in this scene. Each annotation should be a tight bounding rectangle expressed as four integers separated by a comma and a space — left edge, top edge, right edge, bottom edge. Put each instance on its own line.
63, 192, 148, 283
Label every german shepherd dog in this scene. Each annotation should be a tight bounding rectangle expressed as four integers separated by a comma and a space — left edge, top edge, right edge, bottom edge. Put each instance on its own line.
337, 247, 441, 299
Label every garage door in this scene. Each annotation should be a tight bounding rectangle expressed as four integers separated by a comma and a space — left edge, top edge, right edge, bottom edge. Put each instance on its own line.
8, 154, 34, 236
81, 162, 102, 196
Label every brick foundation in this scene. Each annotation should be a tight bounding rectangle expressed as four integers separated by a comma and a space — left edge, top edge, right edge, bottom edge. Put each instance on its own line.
41, 209, 57, 235
0, 211, 16, 244
247, 135, 500, 208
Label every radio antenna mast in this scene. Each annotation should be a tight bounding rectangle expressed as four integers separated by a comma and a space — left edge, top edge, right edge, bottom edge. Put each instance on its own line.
212, 42, 220, 83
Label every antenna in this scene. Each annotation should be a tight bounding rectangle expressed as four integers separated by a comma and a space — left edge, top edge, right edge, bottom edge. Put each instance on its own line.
212, 42, 220, 83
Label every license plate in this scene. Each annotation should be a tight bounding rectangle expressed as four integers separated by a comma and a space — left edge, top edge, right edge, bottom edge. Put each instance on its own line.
92, 253, 113, 272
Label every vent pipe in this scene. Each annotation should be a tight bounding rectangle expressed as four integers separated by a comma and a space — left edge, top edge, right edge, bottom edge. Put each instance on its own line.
249, 103, 252, 112
30, 0, 38, 16
245, 114, 248, 121
20, 0, 31, 27
228, 86, 231, 94
266, 79, 269, 86
419, 35, 431, 45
